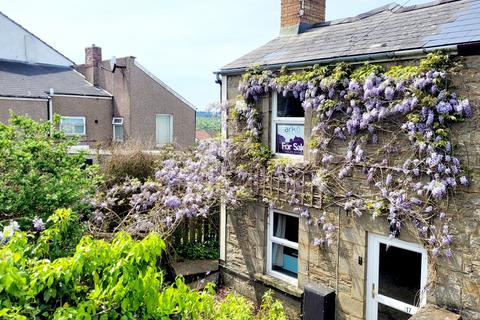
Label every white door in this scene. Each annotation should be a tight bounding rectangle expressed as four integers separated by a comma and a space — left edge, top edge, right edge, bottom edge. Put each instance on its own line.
155, 114, 173, 145
366, 234, 428, 320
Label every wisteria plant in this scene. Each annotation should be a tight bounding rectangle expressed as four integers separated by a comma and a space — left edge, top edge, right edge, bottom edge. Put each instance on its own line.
236, 53, 473, 258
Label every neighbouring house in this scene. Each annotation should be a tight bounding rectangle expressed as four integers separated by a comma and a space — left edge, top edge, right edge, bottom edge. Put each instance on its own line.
0, 11, 195, 149
217, 1, 480, 320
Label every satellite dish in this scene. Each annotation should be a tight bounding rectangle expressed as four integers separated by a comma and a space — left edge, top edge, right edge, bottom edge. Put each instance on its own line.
110, 56, 117, 72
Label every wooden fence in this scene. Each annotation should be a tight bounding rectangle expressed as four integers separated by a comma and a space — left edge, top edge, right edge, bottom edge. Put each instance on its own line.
173, 213, 219, 246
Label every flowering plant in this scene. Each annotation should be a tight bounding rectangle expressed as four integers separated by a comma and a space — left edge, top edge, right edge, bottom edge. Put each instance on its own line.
236, 53, 472, 257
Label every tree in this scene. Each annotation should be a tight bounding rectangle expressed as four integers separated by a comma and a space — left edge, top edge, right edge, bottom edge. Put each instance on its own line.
0, 114, 101, 225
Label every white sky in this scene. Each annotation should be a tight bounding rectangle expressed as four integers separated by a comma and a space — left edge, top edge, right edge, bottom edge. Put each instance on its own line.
1, 0, 429, 111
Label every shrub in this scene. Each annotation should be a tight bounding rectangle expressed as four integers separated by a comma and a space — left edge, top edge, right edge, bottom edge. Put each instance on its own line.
0, 114, 101, 225
100, 139, 160, 187
0, 211, 287, 319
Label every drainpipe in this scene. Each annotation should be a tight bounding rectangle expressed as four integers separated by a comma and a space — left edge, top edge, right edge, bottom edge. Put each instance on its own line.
48, 88, 54, 121
215, 73, 222, 103
215, 73, 228, 263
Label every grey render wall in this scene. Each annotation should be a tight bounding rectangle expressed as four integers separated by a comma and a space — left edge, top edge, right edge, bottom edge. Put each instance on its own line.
78, 56, 195, 149
222, 56, 480, 320
129, 61, 195, 148
52, 95, 113, 146
0, 98, 47, 122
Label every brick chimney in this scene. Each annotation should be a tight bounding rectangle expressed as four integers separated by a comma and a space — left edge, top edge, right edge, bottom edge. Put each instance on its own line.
281, 0, 326, 35
84, 44, 102, 86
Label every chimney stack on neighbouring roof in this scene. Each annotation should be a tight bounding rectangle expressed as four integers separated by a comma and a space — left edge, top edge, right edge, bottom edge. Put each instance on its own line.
84, 44, 102, 86
281, 0, 325, 35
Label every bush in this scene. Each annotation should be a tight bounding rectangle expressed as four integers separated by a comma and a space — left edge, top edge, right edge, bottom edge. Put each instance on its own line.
0, 114, 101, 225
174, 239, 219, 260
0, 211, 287, 319
100, 140, 160, 187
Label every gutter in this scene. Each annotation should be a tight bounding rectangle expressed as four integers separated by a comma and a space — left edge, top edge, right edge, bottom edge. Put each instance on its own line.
215, 45, 458, 76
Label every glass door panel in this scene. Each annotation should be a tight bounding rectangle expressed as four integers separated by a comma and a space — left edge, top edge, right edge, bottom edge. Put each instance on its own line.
378, 243, 422, 305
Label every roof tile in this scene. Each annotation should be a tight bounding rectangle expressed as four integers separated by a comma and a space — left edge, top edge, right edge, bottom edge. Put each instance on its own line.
222, 0, 480, 71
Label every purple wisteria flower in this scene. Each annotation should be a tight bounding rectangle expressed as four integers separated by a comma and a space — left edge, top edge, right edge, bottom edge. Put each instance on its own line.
33, 216, 45, 231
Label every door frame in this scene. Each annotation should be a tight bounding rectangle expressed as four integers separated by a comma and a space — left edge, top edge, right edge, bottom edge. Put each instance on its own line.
366, 233, 428, 320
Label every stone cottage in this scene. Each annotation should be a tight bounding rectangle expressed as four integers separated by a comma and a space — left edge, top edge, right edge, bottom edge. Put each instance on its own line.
0, 11, 195, 149
216, 0, 480, 319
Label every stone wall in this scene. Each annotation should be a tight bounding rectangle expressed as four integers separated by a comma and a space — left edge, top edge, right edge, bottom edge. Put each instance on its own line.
221, 55, 480, 320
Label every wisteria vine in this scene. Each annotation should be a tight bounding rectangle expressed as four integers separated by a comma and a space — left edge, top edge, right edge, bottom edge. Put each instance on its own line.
237, 53, 473, 257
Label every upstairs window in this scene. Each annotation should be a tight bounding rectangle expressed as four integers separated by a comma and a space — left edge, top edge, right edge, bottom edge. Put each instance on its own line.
112, 117, 124, 142
156, 114, 173, 145
60, 116, 86, 136
272, 93, 304, 156
267, 209, 299, 284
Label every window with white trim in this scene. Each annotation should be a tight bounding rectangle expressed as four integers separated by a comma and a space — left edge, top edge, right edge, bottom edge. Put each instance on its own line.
271, 93, 305, 156
267, 209, 299, 284
60, 116, 86, 136
112, 117, 124, 142
156, 114, 173, 145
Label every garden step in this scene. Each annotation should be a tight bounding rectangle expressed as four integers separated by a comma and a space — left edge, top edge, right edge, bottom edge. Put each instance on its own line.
409, 305, 460, 320
172, 259, 219, 277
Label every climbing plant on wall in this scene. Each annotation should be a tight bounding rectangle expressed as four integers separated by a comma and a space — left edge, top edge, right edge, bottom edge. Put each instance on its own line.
234, 53, 473, 258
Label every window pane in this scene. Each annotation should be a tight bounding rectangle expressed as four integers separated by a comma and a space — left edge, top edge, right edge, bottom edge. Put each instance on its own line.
114, 124, 124, 141
156, 115, 172, 145
276, 124, 304, 155
272, 243, 298, 278
74, 125, 84, 134
60, 118, 84, 135
273, 212, 298, 243
277, 93, 304, 118
378, 243, 422, 305
378, 303, 411, 320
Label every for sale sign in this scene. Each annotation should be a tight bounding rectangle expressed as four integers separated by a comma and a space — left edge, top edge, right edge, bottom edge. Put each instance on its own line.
276, 124, 304, 155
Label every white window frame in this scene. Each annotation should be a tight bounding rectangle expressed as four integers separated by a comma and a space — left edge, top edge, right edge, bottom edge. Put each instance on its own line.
60, 116, 86, 136
112, 117, 124, 142
271, 93, 305, 158
155, 114, 173, 145
366, 233, 428, 320
266, 208, 299, 285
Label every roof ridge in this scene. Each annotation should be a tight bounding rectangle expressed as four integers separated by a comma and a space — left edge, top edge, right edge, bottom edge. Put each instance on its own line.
311, 0, 464, 29
398, 0, 463, 13
0, 58, 71, 69
0, 11, 75, 65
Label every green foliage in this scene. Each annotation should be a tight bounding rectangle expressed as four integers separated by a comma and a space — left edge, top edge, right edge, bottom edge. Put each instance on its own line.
175, 239, 219, 260
419, 51, 452, 71
32, 208, 85, 260
0, 211, 287, 319
255, 291, 288, 320
351, 63, 385, 81
196, 115, 221, 134
0, 114, 101, 225
384, 65, 420, 80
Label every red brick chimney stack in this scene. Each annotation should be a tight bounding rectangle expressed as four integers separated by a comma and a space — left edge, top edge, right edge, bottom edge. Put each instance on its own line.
281, 0, 326, 34
84, 45, 102, 86
85, 45, 102, 65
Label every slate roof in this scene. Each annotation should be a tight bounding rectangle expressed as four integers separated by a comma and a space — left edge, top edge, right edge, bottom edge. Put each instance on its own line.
222, 0, 480, 72
0, 11, 75, 66
0, 60, 111, 98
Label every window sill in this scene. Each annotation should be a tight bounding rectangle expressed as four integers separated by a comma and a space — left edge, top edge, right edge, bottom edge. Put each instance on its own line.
254, 273, 303, 298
